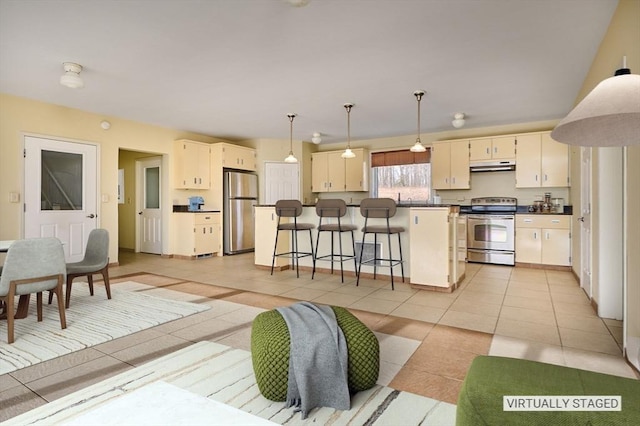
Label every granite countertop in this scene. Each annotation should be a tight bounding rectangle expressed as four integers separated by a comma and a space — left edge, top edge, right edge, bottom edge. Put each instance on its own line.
172, 205, 220, 213
254, 203, 459, 208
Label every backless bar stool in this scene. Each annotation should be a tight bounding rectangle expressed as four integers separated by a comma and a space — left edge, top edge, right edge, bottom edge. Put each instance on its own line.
356, 198, 405, 290
312, 199, 358, 283
271, 200, 315, 278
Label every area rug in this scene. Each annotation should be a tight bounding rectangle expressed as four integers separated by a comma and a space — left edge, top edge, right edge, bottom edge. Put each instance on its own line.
4, 341, 457, 425
0, 282, 210, 375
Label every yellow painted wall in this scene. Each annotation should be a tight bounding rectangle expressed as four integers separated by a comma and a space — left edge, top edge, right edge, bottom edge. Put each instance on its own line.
0, 94, 223, 262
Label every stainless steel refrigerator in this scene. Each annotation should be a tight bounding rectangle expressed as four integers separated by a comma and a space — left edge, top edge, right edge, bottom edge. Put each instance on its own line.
223, 171, 258, 254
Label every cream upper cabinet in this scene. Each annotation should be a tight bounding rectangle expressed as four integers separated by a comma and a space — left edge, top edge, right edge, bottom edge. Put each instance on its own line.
469, 136, 515, 161
516, 132, 569, 188
174, 140, 210, 189
345, 148, 369, 191
515, 214, 571, 266
312, 148, 368, 192
431, 140, 470, 190
219, 143, 256, 171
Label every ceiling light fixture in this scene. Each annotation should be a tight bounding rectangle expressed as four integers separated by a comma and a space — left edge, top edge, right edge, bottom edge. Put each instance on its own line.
551, 56, 640, 147
452, 113, 466, 128
284, 113, 298, 163
311, 132, 322, 144
410, 90, 427, 153
341, 103, 356, 159
60, 62, 84, 89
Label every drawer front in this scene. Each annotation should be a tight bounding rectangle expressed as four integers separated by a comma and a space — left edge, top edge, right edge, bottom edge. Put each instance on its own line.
516, 215, 570, 229
195, 213, 220, 225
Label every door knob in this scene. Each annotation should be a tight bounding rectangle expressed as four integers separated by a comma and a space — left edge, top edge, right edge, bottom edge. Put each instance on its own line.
87, 214, 96, 218
578, 217, 584, 222
138, 211, 143, 215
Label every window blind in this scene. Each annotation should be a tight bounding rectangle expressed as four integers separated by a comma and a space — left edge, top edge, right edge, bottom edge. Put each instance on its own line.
371, 149, 430, 167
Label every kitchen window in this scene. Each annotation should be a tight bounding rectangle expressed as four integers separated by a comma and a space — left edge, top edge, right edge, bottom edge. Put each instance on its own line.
371, 149, 431, 203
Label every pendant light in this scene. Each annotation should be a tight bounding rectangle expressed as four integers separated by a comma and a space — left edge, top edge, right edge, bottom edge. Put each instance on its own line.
410, 90, 427, 152
284, 113, 298, 163
551, 57, 640, 147
341, 103, 356, 159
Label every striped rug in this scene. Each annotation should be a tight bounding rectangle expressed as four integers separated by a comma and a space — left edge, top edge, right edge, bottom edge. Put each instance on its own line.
0, 282, 209, 375
5, 341, 457, 425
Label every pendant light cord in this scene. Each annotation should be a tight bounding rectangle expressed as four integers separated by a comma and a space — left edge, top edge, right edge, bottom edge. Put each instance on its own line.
344, 103, 353, 149
415, 91, 424, 144
288, 113, 296, 153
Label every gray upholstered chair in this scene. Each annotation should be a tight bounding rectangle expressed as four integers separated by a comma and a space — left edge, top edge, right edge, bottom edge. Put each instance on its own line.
53, 229, 111, 308
357, 198, 405, 290
0, 238, 67, 344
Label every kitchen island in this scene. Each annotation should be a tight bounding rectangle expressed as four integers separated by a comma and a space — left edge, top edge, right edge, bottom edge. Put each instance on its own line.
254, 203, 466, 291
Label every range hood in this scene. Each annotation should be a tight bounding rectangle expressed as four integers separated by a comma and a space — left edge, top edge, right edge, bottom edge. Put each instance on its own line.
469, 160, 516, 172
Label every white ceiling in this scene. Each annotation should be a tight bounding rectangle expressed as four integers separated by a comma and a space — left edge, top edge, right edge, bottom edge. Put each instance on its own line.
0, 0, 618, 144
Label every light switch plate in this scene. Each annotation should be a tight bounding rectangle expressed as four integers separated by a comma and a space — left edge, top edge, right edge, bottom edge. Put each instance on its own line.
101, 193, 110, 203
9, 192, 20, 203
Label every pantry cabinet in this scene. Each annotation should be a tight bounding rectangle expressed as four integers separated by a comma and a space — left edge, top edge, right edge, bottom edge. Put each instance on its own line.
312, 148, 368, 192
515, 214, 571, 266
173, 212, 221, 258
516, 132, 569, 188
469, 136, 515, 161
174, 140, 211, 189
431, 140, 470, 190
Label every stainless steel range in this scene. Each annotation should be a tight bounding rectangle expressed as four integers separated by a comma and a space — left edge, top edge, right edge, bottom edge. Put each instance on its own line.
466, 197, 517, 266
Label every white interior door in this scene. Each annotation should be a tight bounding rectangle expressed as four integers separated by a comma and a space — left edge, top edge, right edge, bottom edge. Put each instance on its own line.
137, 157, 162, 254
24, 136, 98, 262
264, 162, 300, 204
580, 147, 592, 297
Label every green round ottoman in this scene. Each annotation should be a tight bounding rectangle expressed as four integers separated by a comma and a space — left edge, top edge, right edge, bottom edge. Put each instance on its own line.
251, 305, 380, 401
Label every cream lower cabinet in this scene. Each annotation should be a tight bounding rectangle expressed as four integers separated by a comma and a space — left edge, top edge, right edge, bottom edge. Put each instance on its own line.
516, 132, 569, 188
409, 207, 463, 289
431, 140, 470, 190
515, 214, 571, 266
254, 206, 289, 267
173, 213, 221, 258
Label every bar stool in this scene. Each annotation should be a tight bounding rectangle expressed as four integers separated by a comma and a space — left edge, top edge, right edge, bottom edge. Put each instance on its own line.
271, 200, 315, 278
356, 198, 405, 290
312, 199, 358, 283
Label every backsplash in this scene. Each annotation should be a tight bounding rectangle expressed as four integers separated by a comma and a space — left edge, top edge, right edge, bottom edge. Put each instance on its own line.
436, 170, 571, 206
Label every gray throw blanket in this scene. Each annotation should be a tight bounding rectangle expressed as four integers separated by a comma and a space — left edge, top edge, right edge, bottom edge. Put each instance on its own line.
276, 302, 350, 419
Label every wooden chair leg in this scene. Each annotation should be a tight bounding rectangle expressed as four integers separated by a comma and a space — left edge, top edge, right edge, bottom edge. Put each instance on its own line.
65, 276, 73, 309
6, 289, 16, 344
37, 292, 43, 322
102, 266, 111, 300
88, 275, 94, 296
55, 278, 67, 330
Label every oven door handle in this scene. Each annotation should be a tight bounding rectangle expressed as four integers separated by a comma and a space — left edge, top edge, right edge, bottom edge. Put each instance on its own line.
468, 215, 515, 221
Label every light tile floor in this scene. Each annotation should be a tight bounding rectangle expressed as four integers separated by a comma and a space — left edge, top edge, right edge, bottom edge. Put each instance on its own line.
1, 251, 638, 422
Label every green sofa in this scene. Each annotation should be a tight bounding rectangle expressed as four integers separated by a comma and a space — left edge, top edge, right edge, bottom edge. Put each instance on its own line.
457, 355, 640, 425
251, 306, 379, 401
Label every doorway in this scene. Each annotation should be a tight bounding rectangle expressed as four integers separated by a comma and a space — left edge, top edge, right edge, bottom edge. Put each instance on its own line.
24, 136, 98, 262
136, 156, 162, 254
580, 147, 592, 297
264, 162, 300, 203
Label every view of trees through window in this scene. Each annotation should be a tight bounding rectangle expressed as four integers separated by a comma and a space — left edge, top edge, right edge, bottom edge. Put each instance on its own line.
373, 163, 432, 203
